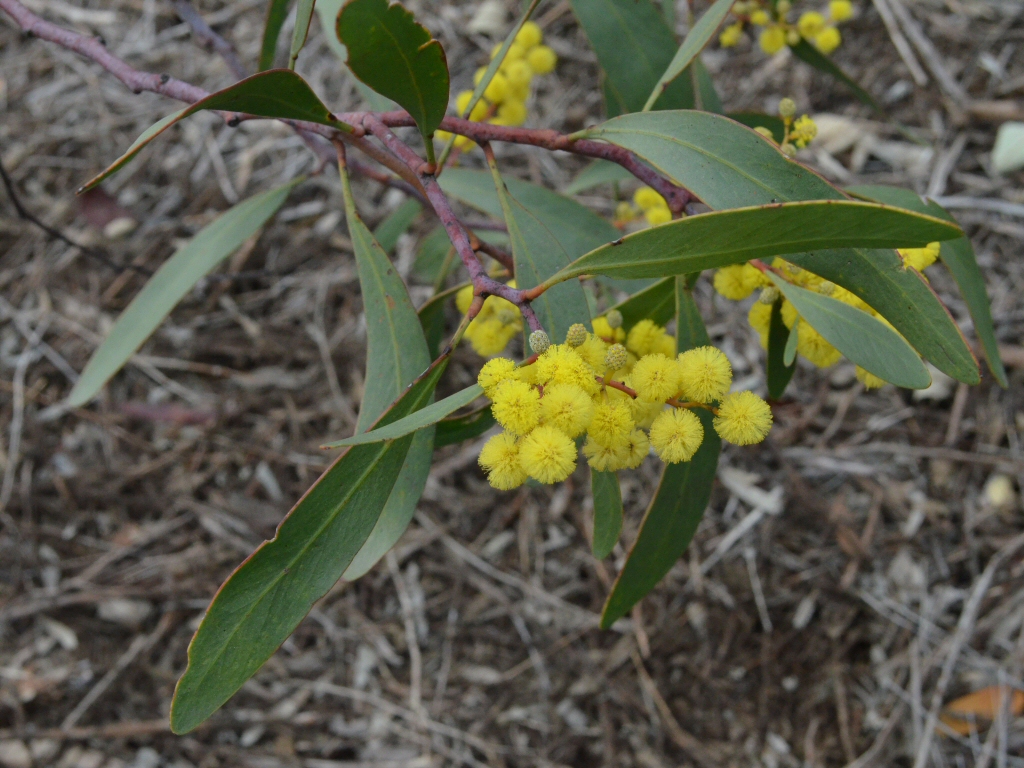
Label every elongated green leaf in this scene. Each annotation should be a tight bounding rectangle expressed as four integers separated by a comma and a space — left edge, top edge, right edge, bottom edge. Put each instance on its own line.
691, 57, 722, 114
600, 283, 718, 627
412, 226, 455, 286
288, 0, 316, 68
435, 405, 496, 448
591, 470, 623, 559
766, 300, 796, 399
260, 0, 293, 70
548, 201, 961, 282
563, 160, 633, 195
487, 164, 592, 340
80, 71, 348, 192
766, 273, 931, 388
67, 179, 302, 407
340, 163, 433, 580
789, 39, 887, 118
608, 277, 675, 329
582, 110, 980, 384
784, 316, 799, 366
373, 198, 423, 254
644, 0, 733, 111
337, 0, 449, 141
439, 170, 620, 262
847, 184, 1006, 387
570, 0, 695, 114
169, 356, 446, 734
417, 281, 464, 358
323, 384, 484, 447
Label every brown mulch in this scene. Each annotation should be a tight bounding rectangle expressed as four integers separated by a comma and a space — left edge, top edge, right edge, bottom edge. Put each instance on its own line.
2, 0, 1024, 766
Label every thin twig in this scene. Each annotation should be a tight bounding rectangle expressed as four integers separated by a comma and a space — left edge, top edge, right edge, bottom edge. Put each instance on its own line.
172, 0, 248, 80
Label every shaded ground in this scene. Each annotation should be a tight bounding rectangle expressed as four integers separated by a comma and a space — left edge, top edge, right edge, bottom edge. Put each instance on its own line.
1, 0, 1024, 766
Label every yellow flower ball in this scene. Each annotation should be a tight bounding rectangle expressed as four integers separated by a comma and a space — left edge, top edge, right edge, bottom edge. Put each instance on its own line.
678, 346, 733, 403
633, 187, 666, 211
780, 299, 798, 329
829, 0, 853, 22
713, 391, 773, 445
856, 366, 886, 389
626, 319, 668, 357
814, 26, 841, 54
465, 318, 508, 356
621, 428, 650, 469
483, 72, 509, 104
630, 396, 663, 430
719, 22, 744, 47
759, 25, 787, 54
649, 408, 705, 463
515, 20, 543, 49
631, 353, 682, 403
453, 134, 476, 150
506, 78, 531, 102
644, 206, 672, 226
526, 45, 557, 75
748, 301, 772, 348
797, 324, 842, 367
797, 11, 826, 37
492, 41, 527, 61
899, 242, 940, 272
479, 432, 528, 490
576, 333, 610, 371
582, 436, 629, 472
714, 264, 756, 300
519, 425, 577, 483
750, 9, 770, 25
497, 99, 528, 126
587, 400, 634, 448
503, 59, 534, 88
490, 379, 541, 435
790, 114, 818, 148
592, 316, 626, 344
536, 344, 600, 394
456, 284, 475, 314
455, 90, 475, 114
478, 357, 517, 397
540, 383, 594, 438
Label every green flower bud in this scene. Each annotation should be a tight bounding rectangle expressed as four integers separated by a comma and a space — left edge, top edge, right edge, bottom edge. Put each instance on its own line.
605, 343, 628, 372
529, 330, 551, 354
778, 97, 797, 118
754, 126, 776, 142
605, 309, 623, 329
817, 280, 836, 296
758, 286, 781, 304
565, 323, 587, 348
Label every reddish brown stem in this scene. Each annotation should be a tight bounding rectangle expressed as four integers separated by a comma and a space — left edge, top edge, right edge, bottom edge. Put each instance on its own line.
601, 378, 716, 412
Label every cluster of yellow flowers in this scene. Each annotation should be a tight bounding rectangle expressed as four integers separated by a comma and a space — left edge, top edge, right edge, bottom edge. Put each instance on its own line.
456, 282, 523, 356
713, 244, 939, 388
753, 97, 817, 157
437, 21, 558, 151
720, 0, 853, 55
475, 318, 773, 490
614, 187, 672, 227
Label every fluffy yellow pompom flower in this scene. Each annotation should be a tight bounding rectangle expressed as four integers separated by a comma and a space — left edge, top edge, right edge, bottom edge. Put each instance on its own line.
797, 11, 826, 37
629, 396, 664, 429
516, 20, 543, 49
814, 26, 841, 53
576, 334, 609, 371
829, 0, 853, 22
503, 59, 534, 88
479, 432, 528, 490
466, 318, 515, 356
478, 357, 517, 397
678, 346, 733, 403
714, 264, 756, 300
797, 324, 842, 368
633, 187, 666, 211
760, 25, 787, 54
649, 408, 705, 463
491, 379, 541, 435
714, 391, 773, 445
856, 366, 886, 389
626, 319, 668, 357
588, 401, 634, 448
456, 284, 475, 314
483, 72, 509, 104
748, 301, 773, 347
899, 242, 940, 272
526, 45, 557, 75
497, 99, 528, 126
750, 9, 770, 25
622, 429, 650, 469
493, 41, 527, 61
535, 345, 599, 393
519, 425, 577, 483
582, 437, 628, 472
592, 316, 625, 344
631, 353, 682, 403
540, 383, 594, 437
719, 21, 743, 47
644, 206, 672, 225
790, 115, 818, 148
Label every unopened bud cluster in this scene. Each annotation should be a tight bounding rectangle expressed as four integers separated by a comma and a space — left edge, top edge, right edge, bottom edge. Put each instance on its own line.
476, 319, 773, 490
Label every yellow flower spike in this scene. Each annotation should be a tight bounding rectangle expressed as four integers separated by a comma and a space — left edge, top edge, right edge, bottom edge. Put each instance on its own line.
760, 25, 787, 54
678, 345, 733, 403
540, 383, 594, 438
649, 408, 705, 463
713, 391, 773, 445
719, 22, 744, 47
497, 99, 528, 126
714, 264, 756, 300
622, 429, 651, 469
582, 436, 629, 472
519, 425, 577, 484
515, 20, 543, 49
626, 319, 668, 357
856, 366, 886, 389
814, 26, 841, 53
587, 401, 635, 448
750, 9, 770, 25
631, 353, 682, 402
503, 59, 534, 88
899, 242, 940, 272
829, 0, 853, 22
482, 72, 509, 104
748, 301, 772, 348
796, 324, 842, 368
644, 206, 672, 226
526, 45, 557, 75
797, 11, 826, 37
478, 357, 517, 397
593, 316, 626, 344
456, 284, 475, 314
479, 432, 528, 490
490, 379, 541, 435
633, 187, 666, 211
